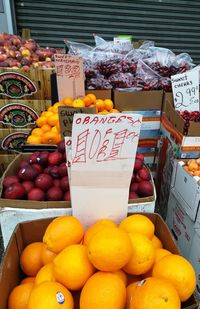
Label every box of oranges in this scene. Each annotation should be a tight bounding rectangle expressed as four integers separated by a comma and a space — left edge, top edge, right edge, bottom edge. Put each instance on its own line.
0, 213, 198, 309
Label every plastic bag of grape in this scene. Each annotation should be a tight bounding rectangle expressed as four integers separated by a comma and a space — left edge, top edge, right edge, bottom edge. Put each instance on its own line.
93, 34, 132, 55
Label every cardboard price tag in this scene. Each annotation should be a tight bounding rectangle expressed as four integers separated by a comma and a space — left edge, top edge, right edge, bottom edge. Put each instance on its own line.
69, 113, 142, 228
54, 54, 85, 101
58, 106, 96, 137
171, 68, 200, 112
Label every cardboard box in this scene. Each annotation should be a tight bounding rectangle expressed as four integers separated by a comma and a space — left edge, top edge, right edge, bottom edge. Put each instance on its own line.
188, 229, 200, 299
114, 90, 163, 111
85, 89, 112, 100
171, 159, 200, 222
0, 153, 71, 209
0, 154, 17, 177
123, 110, 161, 130
0, 128, 30, 151
0, 67, 54, 100
0, 213, 198, 309
0, 99, 50, 128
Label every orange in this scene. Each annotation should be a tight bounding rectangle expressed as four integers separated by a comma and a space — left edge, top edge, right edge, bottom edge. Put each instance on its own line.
35, 263, 55, 286
31, 128, 44, 137
87, 227, 132, 271
86, 93, 96, 103
27, 281, 73, 309
42, 131, 60, 145
152, 254, 196, 301
123, 233, 155, 275
53, 244, 95, 290
143, 248, 172, 278
119, 214, 155, 240
27, 135, 42, 145
83, 219, 117, 246
48, 106, 54, 112
52, 102, 65, 113
80, 271, 126, 309
43, 216, 84, 253
126, 281, 140, 309
110, 108, 120, 113
194, 170, 200, 176
130, 277, 180, 309
188, 162, 199, 171
98, 110, 109, 114
41, 123, 51, 133
111, 270, 128, 286
95, 99, 105, 112
51, 125, 59, 133
82, 95, 93, 107
47, 114, 59, 126
36, 116, 47, 127
20, 242, 43, 277
41, 111, 49, 117
20, 277, 35, 284
41, 243, 56, 265
63, 97, 73, 106
8, 282, 34, 309
72, 99, 85, 108
151, 235, 163, 249
104, 99, 114, 111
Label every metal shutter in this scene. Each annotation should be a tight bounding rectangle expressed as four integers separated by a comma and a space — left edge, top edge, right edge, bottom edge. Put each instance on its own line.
13, 0, 200, 63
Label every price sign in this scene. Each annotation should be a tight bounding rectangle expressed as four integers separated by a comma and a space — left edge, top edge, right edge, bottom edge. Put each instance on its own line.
69, 113, 142, 228
171, 68, 199, 112
54, 54, 85, 101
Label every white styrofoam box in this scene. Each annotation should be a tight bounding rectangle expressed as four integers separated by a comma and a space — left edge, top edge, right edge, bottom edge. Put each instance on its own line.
172, 160, 200, 221
128, 200, 155, 213
166, 190, 195, 258
188, 229, 200, 300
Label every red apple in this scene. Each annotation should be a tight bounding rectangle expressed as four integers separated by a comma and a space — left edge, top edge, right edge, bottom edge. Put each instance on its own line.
129, 192, 139, 199
60, 176, 69, 192
4, 183, 26, 199
3, 175, 19, 188
134, 158, 143, 172
63, 191, 71, 201
130, 182, 139, 193
28, 188, 45, 201
138, 181, 154, 197
47, 187, 63, 201
48, 152, 63, 166
21, 181, 34, 193
137, 167, 151, 181
58, 163, 68, 177
35, 174, 53, 190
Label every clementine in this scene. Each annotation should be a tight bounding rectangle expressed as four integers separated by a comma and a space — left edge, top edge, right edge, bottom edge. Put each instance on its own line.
20, 242, 43, 276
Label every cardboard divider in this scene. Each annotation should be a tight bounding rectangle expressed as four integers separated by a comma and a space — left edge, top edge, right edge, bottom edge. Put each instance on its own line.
0, 213, 198, 309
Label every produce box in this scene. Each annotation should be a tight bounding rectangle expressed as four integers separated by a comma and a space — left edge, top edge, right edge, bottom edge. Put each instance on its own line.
0, 154, 17, 177
0, 213, 198, 309
0, 99, 51, 128
0, 67, 54, 100
0, 153, 70, 209
0, 128, 30, 151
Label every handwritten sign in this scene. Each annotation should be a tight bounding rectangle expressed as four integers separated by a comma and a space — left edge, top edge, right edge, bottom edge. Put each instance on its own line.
58, 106, 96, 137
171, 68, 199, 112
54, 54, 85, 101
69, 113, 142, 228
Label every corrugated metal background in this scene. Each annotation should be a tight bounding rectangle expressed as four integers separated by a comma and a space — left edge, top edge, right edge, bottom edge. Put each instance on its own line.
13, 0, 200, 63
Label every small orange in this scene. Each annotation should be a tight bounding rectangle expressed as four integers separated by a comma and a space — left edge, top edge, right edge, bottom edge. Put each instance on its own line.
126, 281, 140, 309
86, 93, 96, 103
63, 97, 73, 106
95, 99, 105, 112
187, 159, 196, 166
98, 110, 109, 114
8, 282, 34, 309
20, 242, 43, 277
41, 243, 56, 265
31, 128, 44, 137
110, 108, 120, 113
87, 227, 132, 272
152, 254, 196, 301
80, 271, 126, 309
151, 235, 163, 249
72, 99, 85, 108
52, 102, 65, 113
36, 116, 47, 127
20, 277, 35, 284
82, 95, 93, 107
53, 244, 95, 290
41, 111, 48, 117
41, 124, 51, 133
83, 219, 117, 246
193, 170, 200, 177
143, 248, 172, 278
27, 135, 42, 145
42, 131, 60, 145
188, 162, 199, 172
119, 214, 155, 240
47, 106, 54, 112
43, 216, 84, 253
44, 111, 54, 118
111, 270, 128, 286
104, 99, 114, 111
35, 263, 55, 286
51, 125, 59, 134
27, 281, 74, 309
47, 114, 59, 127
130, 277, 180, 309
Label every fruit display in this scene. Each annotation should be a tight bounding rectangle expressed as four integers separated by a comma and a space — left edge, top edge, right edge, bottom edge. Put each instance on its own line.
178, 110, 200, 135
2, 143, 71, 202
66, 36, 194, 91
27, 93, 119, 145
182, 158, 200, 177
7, 214, 196, 308
0, 32, 62, 70
129, 153, 154, 199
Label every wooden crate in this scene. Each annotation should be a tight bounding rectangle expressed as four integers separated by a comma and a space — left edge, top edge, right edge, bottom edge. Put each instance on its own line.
0, 128, 30, 152
0, 99, 51, 128
0, 67, 55, 100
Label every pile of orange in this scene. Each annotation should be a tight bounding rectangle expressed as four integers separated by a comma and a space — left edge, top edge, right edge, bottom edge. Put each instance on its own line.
183, 158, 200, 177
27, 93, 120, 145
8, 214, 196, 309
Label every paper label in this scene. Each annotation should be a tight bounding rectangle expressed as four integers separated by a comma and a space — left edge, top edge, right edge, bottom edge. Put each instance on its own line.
171, 68, 199, 111
54, 54, 85, 101
70, 113, 142, 228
